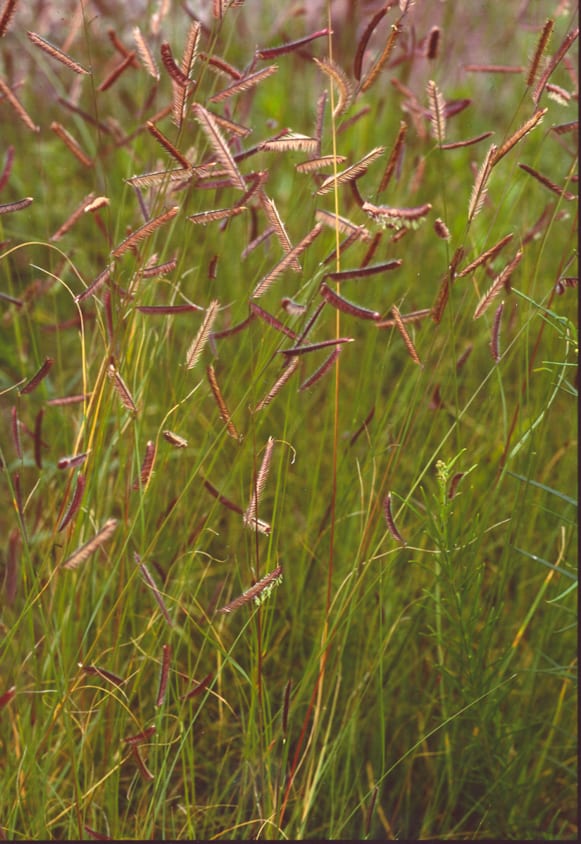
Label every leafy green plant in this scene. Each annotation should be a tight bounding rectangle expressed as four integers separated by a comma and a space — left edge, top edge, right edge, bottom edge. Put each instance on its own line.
0, 0, 577, 839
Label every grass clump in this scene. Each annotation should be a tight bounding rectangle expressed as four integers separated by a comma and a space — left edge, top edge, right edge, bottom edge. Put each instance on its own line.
0, 0, 577, 839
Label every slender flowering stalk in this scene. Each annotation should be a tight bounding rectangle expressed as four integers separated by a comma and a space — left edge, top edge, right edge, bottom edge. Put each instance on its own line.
320, 281, 381, 321
20, 357, 54, 394
156, 644, 171, 706
207, 364, 240, 440
58, 472, 86, 532
244, 436, 275, 531
383, 492, 406, 545
135, 553, 173, 626
27, 31, 89, 74
108, 364, 138, 413
490, 301, 504, 363
50, 122, 92, 166
62, 518, 118, 570
253, 357, 299, 412
391, 305, 422, 366
218, 565, 283, 613
0, 197, 33, 214
473, 250, 523, 319
111, 206, 179, 258
133, 440, 156, 490
257, 28, 329, 59
299, 347, 342, 391
186, 300, 219, 369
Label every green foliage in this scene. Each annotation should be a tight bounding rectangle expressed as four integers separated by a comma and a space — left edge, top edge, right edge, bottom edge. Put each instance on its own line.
0, 1, 577, 839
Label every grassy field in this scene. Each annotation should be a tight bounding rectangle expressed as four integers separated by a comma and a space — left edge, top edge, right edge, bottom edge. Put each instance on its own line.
0, 0, 578, 839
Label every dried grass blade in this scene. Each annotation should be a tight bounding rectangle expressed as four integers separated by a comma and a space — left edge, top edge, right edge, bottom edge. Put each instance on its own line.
316, 147, 386, 195
320, 281, 380, 320
257, 29, 329, 59
383, 492, 406, 544
62, 518, 118, 570
111, 205, 179, 258
518, 162, 576, 200
207, 364, 240, 440
218, 565, 283, 614
209, 65, 278, 103
192, 103, 246, 190
427, 79, 446, 144
473, 250, 522, 319
0, 78, 39, 131
57, 472, 85, 532
391, 305, 422, 365
314, 56, 353, 118
185, 299, 219, 369
252, 222, 324, 298
27, 30, 89, 74
0, 196, 33, 214
491, 108, 547, 166
467, 143, 497, 223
